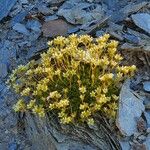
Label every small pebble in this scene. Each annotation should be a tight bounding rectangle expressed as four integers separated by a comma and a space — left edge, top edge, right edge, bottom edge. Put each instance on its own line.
143, 81, 150, 92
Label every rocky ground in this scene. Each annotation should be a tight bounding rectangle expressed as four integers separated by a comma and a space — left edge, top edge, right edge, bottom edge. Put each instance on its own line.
0, 0, 150, 149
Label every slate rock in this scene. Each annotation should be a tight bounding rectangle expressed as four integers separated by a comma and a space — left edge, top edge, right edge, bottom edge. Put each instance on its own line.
144, 136, 150, 150
11, 6, 34, 26
13, 23, 30, 35
132, 13, 150, 34
44, 0, 65, 5
42, 19, 73, 38
119, 140, 130, 150
0, 40, 16, 65
116, 80, 145, 136
26, 20, 42, 32
137, 117, 146, 132
57, 1, 105, 24
8, 142, 17, 150
143, 81, 150, 92
144, 111, 150, 128
45, 15, 58, 21
0, 63, 8, 78
19, 0, 28, 5
123, 33, 140, 44
38, 5, 54, 15
0, 0, 17, 21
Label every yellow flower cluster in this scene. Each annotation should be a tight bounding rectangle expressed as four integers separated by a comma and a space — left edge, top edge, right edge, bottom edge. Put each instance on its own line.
8, 34, 136, 125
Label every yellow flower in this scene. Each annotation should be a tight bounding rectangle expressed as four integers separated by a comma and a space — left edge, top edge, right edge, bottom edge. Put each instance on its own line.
99, 73, 114, 81
90, 91, 95, 97
80, 103, 89, 110
48, 91, 61, 99
57, 99, 69, 108
87, 118, 94, 125
21, 87, 30, 96
27, 99, 36, 109
81, 110, 91, 119
79, 86, 86, 94
13, 99, 26, 112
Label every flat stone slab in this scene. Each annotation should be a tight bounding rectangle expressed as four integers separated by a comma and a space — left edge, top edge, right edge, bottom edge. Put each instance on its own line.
143, 81, 150, 92
0, 0, 17, 21
0, 63, 7, 78
42, 19, 73, 38
132, 13, 150, 34
116, 80, 145, 136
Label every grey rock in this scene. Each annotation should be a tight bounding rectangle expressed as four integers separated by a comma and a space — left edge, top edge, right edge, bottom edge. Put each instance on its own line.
0, 143, 7, 150
0, 0, 17, 21
57, 2, 105, 24
0, 40, 16, 67
0, 98, 10, 119
119, 140, 130, 150
29, 31, 41, 41
11, 6, 34, 26
138, 135, 146, 141
45, 15, 58, 21
38, 5, 54, 15
67, 26, 80, 34
132, 13, 150, 34
147, 128, 150, 133
13, 23, 30, 35
9, 2, 22, 17
4, 113, 18, 128
44, 0, 65, 5
123, 33, 140, 44
0, 63, 8, 78
96, 30, 105, 37
18, 41, 31, 47
144, 111, 150, 128
144, 136, 150, 150
8, 142, 17, 150
143, 81, 150, 92
19, 0, 28, 5
116, 80, 145, 136
26, 20, 42, 32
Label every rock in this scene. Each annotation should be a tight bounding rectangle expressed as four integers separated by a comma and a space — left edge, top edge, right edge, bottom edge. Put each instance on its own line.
42, 19, 73, 38
120, 43, 142, 51
11, 6, 34, 26
9, 2, 22, 17
38, 4, 54, 15
137, 117, 146, 133
0, 63, 8, 78
131, 13, 150, 34
44, 0, 65, 6
68, 26, 80, 34
0, 98, 10, 120
144, 136, 150, 150
147, 128, 150, 133
8, 142, 17, 150
144, 111, 150, 128
123, 33, 140, 44
116, 80, 145, 136
0, 40, 16, 68
0, 143, 7, 150
13, 23, 30, 35
26, 20, 42, 32
137, 135, 146, 142
57, 1, 105, 24
96, 30, 105, 37
45, 15, 58, 22
19, 0, 28, 5
131, 143, 146, 150
0, 0, 17, 21
143, 81, 150, 92
119, 140, 130, 150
